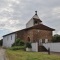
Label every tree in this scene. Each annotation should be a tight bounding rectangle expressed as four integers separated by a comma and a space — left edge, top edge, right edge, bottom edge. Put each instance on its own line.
51, 34, 60, 42
0, 39, 3, 46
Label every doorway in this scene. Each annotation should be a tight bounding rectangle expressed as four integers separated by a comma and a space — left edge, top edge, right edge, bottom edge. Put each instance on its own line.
27, 37, 30, 42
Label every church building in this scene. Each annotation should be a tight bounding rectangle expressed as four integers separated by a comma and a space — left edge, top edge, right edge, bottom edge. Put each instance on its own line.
3, 11, 55, 47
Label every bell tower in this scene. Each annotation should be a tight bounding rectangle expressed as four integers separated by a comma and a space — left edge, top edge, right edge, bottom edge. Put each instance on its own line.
26, 11, 42, 28
33, 11, 42, 25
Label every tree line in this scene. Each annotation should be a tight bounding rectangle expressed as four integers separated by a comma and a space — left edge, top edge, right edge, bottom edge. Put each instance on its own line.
51, 34, 60, 42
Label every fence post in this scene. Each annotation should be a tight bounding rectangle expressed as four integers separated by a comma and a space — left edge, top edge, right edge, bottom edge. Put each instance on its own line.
48, 47, 50, 55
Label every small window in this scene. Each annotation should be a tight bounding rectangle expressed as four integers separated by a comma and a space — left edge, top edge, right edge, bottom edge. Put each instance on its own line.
11, 35, 12, 40
35, 21, 37, 24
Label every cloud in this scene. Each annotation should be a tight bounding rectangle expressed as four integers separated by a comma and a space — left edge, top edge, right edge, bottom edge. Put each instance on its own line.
0, 0, 60, 39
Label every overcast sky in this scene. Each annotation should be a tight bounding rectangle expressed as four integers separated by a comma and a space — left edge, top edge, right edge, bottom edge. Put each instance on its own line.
0, 0, 60, 39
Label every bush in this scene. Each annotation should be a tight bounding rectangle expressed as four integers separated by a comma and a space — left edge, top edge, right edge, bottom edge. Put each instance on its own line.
12, 38, 25, 46
20, 41, 25, 46
10, 46, 25, 50
26, 42, 32, 48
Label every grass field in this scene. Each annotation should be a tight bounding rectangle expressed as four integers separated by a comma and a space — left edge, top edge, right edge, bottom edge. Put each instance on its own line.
6, 49, 60, 60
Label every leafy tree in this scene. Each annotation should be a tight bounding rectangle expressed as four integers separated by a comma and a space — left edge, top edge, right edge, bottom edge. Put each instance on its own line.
51, 34, 60, 42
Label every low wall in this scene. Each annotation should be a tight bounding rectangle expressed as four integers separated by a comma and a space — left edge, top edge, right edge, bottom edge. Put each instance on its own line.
43, 43, 60, 52
31, 42, 38, 52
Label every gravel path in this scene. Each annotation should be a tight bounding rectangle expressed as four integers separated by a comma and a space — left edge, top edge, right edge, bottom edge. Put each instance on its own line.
0, 47, 5, 60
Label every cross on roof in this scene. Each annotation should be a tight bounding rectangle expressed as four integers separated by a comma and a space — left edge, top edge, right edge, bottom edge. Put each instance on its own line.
35, 11, 37, 15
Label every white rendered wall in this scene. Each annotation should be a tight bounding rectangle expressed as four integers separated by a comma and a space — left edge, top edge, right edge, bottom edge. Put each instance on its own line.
3, 33, 15, 48
31, 42, 38, 52
43, 43, 60, 52
26, 19, 34, 28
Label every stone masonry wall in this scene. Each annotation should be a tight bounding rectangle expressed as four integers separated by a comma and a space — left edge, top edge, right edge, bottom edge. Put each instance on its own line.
33, 29, 52, 42
16, 29, 52, 43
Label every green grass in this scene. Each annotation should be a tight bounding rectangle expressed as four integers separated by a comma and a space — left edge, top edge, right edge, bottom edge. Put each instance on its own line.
6, 49, 60, 60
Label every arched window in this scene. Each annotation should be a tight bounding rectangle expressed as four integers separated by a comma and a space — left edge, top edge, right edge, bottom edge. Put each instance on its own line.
27, 37, 30, 42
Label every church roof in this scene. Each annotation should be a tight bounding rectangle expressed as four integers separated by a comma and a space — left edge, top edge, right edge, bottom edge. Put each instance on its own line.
3, 24, 55, 37
24, 24, 55, 31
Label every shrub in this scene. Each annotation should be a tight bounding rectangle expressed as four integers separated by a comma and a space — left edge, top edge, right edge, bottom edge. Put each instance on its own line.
20, 40, 25, 46
12, 38, 25, 46
26, 42, 32, 48
10, 46, 25, 50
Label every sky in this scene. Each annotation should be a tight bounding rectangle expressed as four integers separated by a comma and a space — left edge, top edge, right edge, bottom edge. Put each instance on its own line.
0, 0, 60, 39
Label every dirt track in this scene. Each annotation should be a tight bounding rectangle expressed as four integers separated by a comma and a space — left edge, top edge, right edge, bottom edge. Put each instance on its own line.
0, 47, 5, 60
